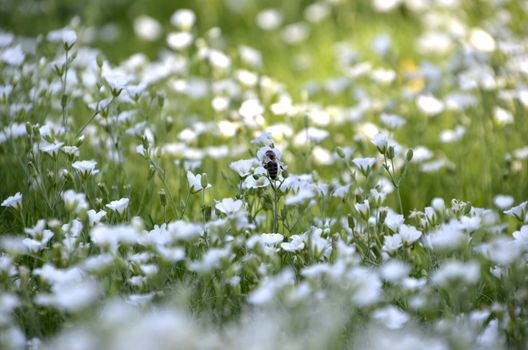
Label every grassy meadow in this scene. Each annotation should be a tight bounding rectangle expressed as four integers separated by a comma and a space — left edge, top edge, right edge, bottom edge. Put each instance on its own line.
1, 0, 528, 348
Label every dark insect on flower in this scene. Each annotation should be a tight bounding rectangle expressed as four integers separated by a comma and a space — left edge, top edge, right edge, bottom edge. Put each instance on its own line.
263, 150, 280, 180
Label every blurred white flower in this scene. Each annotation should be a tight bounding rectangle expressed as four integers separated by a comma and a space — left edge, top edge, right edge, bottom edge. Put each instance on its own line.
87, 209, 107, 226
106, 198, 129, 215
493, 107, 513, 126
239, 99, 264, 119
304, 2, 330, 23
431, 197, 445, 212
281, 23, 309, 45
170, 9, 196, 31
256, 8, 283, 31
167, 32, 193, 50
372, 133, 389, 150
39, 140, 64, 156
90, 225, 139, 252
512, 226, 528, 244
424, 220, 469, 250
399, 224, 422, 244
380, 260, 410, 283
504, 201, 527, 220
432, 260, 480, 286
167, 221, 202, 241
373, 306, 410, 330
230, 159, 258, 178
1, 45, 25, 66
215, 198, 244, 215
189, 248, 231, 273
62, 29, 77, 46
134, 16, 162, 41
62, 190, 88, 214
208, 49, 231, 70
281, 234, 305, 252
416, 95, 444, 116
187, 171, 211, 193
1, 192, 22, 209
469, 28, 495, 52
383, 234, 402, 253
239, 45, 262, 68
72, 160, 99, 176
352, 157, 376, 173
494, 194, 514, 210
380, 113, 406, 129
372, 0, 402, 12
384, 211, 404, 231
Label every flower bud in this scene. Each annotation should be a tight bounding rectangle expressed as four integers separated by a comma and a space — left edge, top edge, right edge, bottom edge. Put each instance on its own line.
200, 173, 208, 189
336, 147, 346, 159
25, 122, 33, 136
347, 214, 355, 230
387, 146, 395, 159
406, 149, 414, 162
96, 53, 104, 69
165, 116, 174, 132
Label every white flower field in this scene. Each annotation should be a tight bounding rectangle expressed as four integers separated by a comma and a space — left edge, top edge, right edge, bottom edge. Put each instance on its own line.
1, 0, 528, 348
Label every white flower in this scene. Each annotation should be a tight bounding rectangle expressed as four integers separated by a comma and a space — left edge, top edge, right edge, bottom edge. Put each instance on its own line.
281, 235, 305, 252
293, 127, 329, 146
260, 233, 284, 246
90, 225, 138, 252
399, 224, 422, 244
256, 146, 282, 162
72, 160, 99, 176
239, 99, 264, 119
106, 198, 129, 215
186, 171, 211, 193
432, 260, 480, 286
167, 221, 202, 241
242, 175, 270, 189
189, 248, 231, 273
371, 133, 388, 150
134, 16, 162, 41
167, 32, 193, 50
333, 184, 350, 198
352, 157, 376, 173
1, 192, 22, 209
62, 190, 88, 213
62, 29, 77, 46
229, 159, 258, 178
431, 197, 445, 212
380, 260, 410, 283
493, 194, 514, 210
39, 140, 64, 156
383, 234, 402, 254
372, 306, 410, 330
208, 49, 231, 70
417, 95, 444, 116
215, 198, 244, 215
469, 28, 495, 52
504, 201, 527, 221
373, 0, 401, 12
87, 210, 107, 226
355, 199, 370, 216
256, 8, 283, 31
513, 226, 528, 244
170, 9, 196, 31
384, 211, 404, 231
424, 220, 469, 250
1, 45, 25, 66
380, 113, 406, 129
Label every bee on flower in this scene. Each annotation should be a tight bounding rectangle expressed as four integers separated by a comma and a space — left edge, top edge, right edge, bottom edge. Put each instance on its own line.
257, 146, 285, 180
